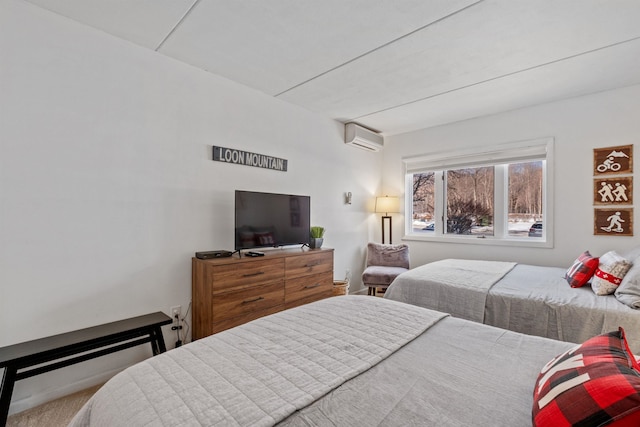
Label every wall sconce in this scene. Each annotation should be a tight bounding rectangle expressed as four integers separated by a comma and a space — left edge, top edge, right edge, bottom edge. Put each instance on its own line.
375, 195, 400, 244
345, 192, 352, 204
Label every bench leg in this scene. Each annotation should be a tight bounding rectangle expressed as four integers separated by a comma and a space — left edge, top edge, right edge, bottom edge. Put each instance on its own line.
0, 366, 17, 426
150, 326, 167, 355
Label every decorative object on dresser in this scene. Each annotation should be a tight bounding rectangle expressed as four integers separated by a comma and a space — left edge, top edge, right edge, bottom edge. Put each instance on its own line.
192, 248, 334, 339
309, 226, 325, 249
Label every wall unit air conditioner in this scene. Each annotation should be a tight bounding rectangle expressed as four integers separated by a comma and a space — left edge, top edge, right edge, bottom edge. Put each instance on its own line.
344, 123, 383, 152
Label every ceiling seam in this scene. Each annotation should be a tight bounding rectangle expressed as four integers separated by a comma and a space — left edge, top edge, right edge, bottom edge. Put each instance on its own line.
350, 35, 640, 122
154, 0, 201, 51
273, 0, 485, 98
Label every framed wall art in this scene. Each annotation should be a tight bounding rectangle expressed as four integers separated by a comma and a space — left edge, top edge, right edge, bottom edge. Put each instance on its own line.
593, 176, 633, 205
593, 144, 633, 176
594, 208, 633, 236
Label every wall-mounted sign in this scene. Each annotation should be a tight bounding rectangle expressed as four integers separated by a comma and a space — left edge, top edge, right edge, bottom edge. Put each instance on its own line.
593, 144, 633, 236
212, 146, 288, 172
593, 177, 633, 205
594, 208, 633, 236
593, 144, 633, 175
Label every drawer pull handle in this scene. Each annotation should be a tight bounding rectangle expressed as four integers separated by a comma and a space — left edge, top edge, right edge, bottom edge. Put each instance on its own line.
242, 296, 264, 304
304, 283, 321, 289
242, 271, 265, 277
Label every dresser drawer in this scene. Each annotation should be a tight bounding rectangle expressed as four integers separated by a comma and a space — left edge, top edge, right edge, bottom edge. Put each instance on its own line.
211, 259, 284, 293
211, 305, 283, 334
285, 252, 332, 279
212, 282, 284, 322
285, 272, 333, 304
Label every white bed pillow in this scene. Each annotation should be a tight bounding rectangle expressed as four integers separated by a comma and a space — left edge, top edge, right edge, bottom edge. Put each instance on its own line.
622, 245, 640, 262
615, 252, 640, 308
591, 251, 632, 296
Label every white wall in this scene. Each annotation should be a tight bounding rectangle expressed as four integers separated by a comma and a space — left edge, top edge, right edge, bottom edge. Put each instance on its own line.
383, 84, 640, 268
7, 0, 640, 415
0, 0, 381, 413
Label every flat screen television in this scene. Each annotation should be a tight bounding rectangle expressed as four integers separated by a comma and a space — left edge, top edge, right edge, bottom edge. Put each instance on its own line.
234, 190, 311, 250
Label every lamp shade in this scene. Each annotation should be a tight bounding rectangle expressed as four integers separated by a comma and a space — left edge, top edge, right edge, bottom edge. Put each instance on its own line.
375, 196, 400, 214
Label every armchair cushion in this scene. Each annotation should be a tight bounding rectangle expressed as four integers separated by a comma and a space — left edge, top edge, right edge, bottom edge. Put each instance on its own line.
366, 243, 410, 269
362, 266, 409, 286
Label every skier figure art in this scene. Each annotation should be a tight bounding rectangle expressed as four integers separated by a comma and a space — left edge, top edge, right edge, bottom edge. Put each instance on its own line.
601, 211, 625, 233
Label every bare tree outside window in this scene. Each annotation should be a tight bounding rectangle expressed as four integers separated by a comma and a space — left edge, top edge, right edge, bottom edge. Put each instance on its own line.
446, 167, 494, 236
412, 172, 435, 232
508, 161, 543, 236
411, 161, 543, 238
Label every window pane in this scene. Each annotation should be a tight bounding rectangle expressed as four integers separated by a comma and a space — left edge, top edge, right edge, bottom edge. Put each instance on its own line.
446, 167, 494, 236
508, 161, 543, 238
412, 172, 435, 233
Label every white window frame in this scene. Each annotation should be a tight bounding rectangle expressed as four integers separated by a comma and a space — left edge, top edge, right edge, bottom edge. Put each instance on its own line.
403, 137, 554, 248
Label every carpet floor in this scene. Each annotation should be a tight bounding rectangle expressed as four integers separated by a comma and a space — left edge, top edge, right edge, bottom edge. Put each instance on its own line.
7, 384, 102, 427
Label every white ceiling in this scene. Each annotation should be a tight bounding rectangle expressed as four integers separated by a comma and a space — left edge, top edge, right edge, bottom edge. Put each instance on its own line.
24, 0, 640, 136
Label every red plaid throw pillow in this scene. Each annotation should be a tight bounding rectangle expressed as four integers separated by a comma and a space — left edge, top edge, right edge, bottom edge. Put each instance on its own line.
533, 328, 640, 427
565, 251, 599, 288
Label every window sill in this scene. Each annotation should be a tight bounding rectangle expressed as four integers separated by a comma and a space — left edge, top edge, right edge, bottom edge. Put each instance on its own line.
402, 233, 553, 248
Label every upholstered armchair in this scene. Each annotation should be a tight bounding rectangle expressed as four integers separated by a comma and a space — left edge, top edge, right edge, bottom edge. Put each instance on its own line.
362, 242, 410, 296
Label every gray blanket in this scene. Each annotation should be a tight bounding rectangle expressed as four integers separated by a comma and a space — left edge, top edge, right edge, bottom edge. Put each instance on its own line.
386, 260, 640, 353
384, 259, 516, 322
279, 316, 574, 426
487, 263, 640, 351
69, 296, 447, 427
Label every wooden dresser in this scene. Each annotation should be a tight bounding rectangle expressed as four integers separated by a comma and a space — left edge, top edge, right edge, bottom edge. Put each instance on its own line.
192, 248, 334, 339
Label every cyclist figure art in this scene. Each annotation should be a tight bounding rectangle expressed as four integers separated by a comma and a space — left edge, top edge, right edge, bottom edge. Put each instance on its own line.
596, 150, 629, 173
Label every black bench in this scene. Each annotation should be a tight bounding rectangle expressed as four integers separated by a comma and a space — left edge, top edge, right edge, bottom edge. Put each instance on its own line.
0, 311, 172, 425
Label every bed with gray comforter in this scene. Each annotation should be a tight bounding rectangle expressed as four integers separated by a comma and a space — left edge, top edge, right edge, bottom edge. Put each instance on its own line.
384, 259, 640, 353
69, 295, 573, 426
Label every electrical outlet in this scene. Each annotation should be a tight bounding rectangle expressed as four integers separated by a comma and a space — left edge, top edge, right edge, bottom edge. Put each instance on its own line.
170, 305, 182, 321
